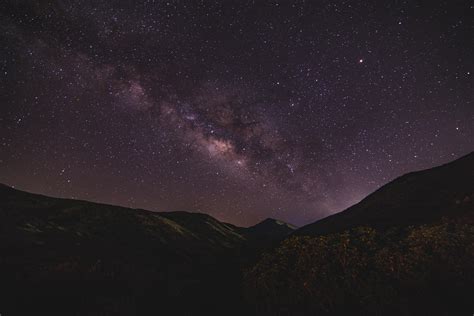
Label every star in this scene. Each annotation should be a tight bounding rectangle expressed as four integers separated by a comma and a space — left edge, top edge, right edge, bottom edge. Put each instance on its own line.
0, 0, 471, 226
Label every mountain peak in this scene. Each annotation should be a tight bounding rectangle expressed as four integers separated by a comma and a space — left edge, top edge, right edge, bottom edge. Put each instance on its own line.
257, 218, 297, 230
245, 218, 296, 240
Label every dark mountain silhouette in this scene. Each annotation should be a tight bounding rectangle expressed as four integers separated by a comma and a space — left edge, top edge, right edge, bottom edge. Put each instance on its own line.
246, 218, 296, 238
0, 184, 245, 255
0, 183, 293, 315
0, 153, 472, 315
0, 184, 293, 251
238, 218, 297, 262
245, 152, 474, 315
295, 151, 474, 236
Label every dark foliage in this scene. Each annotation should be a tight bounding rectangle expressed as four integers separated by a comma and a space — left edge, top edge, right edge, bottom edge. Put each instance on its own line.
244, 217, 474, 315
0, 153, 472, 315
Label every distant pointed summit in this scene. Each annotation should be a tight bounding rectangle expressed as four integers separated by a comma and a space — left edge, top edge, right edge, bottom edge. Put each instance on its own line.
246, 218, 296, 239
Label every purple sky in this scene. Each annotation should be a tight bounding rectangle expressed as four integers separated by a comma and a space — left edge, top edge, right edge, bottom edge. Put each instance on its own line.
1, 1, 472, 226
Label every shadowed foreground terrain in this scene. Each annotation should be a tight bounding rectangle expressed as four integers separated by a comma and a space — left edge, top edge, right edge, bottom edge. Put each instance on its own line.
0, 182, 294, 315
1, 152, 473, 315
245, 152, 474, 315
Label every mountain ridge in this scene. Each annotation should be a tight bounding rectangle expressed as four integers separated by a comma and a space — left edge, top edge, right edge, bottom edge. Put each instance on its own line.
294, 151, 474, 236
0, 182, 297, 250
1, 153, 473, 314
0, 182, 293, 314
0, 182, 296, 230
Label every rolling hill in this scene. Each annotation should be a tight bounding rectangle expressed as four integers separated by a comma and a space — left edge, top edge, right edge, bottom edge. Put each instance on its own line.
1, 152, 472, 315
0, 183, 294, 315
295, 151, 474, 236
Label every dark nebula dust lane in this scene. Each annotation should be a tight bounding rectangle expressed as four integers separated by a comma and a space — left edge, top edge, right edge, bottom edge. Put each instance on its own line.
0, 1, 472, 226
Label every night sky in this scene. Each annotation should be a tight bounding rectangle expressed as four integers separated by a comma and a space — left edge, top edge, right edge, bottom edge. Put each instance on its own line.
0, 1, 472, 226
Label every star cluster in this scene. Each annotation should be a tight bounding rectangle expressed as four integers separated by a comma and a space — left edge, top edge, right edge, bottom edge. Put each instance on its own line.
0, 0, 472, 226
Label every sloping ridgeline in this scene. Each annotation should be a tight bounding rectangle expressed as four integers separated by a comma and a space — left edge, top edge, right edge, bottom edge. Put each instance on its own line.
0, 184, 294, 315
2, 152, 472, 315
244, 152, 474, 315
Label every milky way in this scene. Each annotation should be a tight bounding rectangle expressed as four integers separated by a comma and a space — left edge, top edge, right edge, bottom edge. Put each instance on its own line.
0, 1, 473, 226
